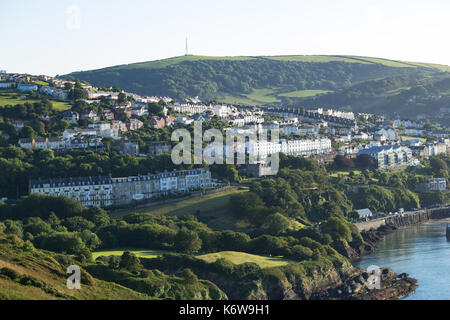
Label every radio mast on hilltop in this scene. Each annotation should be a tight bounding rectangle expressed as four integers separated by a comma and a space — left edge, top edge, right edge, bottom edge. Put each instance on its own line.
185, 37, 191, 56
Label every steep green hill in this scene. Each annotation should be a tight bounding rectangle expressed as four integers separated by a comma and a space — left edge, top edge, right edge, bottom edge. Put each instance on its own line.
64, 55, 449, 105
0, 233, 226, 300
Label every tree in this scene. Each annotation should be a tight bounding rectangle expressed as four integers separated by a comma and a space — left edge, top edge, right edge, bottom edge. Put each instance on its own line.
30, 120, 46, 136
224, 166, 240, 182
21, 126, 35, 139
119, 251, 143, 273
62, 216, 95, 232
229, 192, 264, 218
180, 268, 198, 285
3, 220, 23, 237
118, 92, 127, 104
334, 155, 355, 169
147, 103, 164, 116
430, 157, 447, 174
17, 195, 85, 219
321, 217, 353, 243
263, 213, 290, 235
24, 217, 52, 236
219, 231, 250, 251
291, 245, 313, 261
347, 210, 360, 221
70, 83, 88, 100
175, 227, 202, 254
64, 83, 74, 90
354, 154, 376, 169
34, 232, 85, 254
47, 212, 61, 228
83, 207, 110, 229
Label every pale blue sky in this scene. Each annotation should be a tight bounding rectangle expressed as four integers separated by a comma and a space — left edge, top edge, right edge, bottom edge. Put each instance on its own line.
1, 0, 450, 76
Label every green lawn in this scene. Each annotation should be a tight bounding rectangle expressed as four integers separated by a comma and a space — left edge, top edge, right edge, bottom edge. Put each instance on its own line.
219, 88, 332, 104
110, 187, 249, 230
264, 55, 371, 64
244, 88, 281, 104
348, 56, 414, 68
198, 251, 293, 268
401, 136, 427, 142
33, 81, 49, 86
92, 248, 169, 260
218, 94, 264, 106
220, 89, 282, 105
330, 170, 362, 177
400, 62, 450, 72
0, 91, 71, 111
279, 89, 332, 98
50, 100, 72, 111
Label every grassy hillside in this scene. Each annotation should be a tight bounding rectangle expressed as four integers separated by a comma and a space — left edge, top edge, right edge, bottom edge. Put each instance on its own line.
93, 249, 293, 269
0, 234, 149, 300
302, 71, 450, 119
0, 233, 226, 300
0, 91, 71, 111
110, 187, 250, 231
197, 251, 293, 269
64, 55, 449, 106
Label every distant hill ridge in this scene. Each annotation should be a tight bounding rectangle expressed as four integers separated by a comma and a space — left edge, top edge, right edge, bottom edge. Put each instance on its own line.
63, 55, 450, 109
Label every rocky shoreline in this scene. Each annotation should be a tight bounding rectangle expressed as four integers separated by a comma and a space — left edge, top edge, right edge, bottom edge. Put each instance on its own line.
312, 266, 418, 300
327, 224, 419, 300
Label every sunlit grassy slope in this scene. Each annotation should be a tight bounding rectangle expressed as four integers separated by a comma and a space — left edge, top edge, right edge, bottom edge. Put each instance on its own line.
198, 251, 294, 269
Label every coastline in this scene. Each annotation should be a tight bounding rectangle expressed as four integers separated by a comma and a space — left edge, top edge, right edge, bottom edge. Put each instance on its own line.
341, 216, 450, 300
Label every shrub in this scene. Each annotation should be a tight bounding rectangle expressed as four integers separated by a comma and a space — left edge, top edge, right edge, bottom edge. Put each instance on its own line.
291, 245, 314, 261
175, 228, 202, 254
180, 268, 198, 285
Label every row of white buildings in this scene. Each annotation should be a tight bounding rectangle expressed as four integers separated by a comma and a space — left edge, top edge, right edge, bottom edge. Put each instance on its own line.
209, 137, 332, 159
30, 169, 214, 207
246, 138, 332, 157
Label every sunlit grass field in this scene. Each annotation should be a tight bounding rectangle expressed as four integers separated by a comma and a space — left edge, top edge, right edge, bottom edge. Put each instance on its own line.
401, 136, 427, 142
92, 248, 170, 260
109, 187, 250, 231
197, 251, 294, 268
93, 249, 295, 269
279, 89, 332, 98
0, 91, 71, 111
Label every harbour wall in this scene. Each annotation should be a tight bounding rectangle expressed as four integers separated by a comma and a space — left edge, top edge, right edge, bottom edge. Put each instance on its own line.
355, 206, 450, 232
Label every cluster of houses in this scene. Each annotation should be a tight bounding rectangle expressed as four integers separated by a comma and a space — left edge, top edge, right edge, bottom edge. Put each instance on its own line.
2, 71, 450, 193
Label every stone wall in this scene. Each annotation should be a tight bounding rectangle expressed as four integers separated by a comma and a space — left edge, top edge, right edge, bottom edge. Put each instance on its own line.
385, 210, 430, 227
355, 218, 386, 232
355, 206, 450, 232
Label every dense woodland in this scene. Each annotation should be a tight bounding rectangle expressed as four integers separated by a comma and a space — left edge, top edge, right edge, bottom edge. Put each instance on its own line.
66, 57, 432, 101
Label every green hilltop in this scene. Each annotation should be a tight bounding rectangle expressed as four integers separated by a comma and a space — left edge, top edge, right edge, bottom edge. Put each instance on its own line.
64, 55, 450, 117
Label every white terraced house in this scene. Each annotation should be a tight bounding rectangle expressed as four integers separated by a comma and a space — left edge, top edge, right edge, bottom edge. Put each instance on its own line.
228, 138, 333, 158
30, 176, 114, 207
280, 139, 332, 156
29, 169, 214, 207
